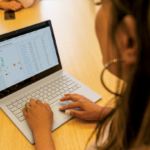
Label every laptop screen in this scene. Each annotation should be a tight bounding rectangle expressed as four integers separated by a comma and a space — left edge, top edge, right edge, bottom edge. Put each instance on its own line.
0, 21, 61, 98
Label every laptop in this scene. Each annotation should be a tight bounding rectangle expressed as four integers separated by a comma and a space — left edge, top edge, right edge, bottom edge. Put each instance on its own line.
0, 20, 101, 144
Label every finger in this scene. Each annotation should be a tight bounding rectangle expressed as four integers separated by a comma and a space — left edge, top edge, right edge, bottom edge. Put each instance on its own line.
60, 95, 80, 102
30, 98, 36, 106
35, 99, 42, 104
22, 107, 27, 117
59, 102, 79, 110
44, 101, 51, 111
64, 93, 78, 96
16, 4, 22, 10
10, 7, 16, 11
12, 4, 20, 10
25, 102, 30, 107
12, 7, 18, 11
65, 109, 83, 118
17, 3, 22, 7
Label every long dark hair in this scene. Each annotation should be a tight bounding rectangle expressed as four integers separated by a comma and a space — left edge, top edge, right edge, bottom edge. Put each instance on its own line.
90, 0, 150, 149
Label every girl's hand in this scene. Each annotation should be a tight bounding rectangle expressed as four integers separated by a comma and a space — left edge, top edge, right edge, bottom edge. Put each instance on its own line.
22, 99, 53, 135
23, 99, 56, 150
59, 93, 112, 121
0, 1, 23, 11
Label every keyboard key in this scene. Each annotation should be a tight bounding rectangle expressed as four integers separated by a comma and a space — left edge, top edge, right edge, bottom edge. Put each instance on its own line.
44, 91, 48, 94
7, 105, 14, 109
11, 107, 17, 112
19, 116, 25, 122
68, 83, 76, 89
51, 86, 55, 90
76, 84, 81, 88
48, 95, 62, 105
55, 88, 59, 91
11, 100, 17, 103
13, 102, 18, 107
32, 93, 36, 97
48, 96, 53, 100
17, 104, 22, 109
73, 86, 77, 90
40, 89, 44, 92
43, 95, 47, 98
44, 87, 48, 90
48, 89, 51, 92
55, 84, 59, 87
48, 85, 51, 88
64, 87, 68, 91
64, 90, 70, 94
63, 80, 67, 84
66, 81, 73, 86
69, 88, 74, 92
35, 95, 40, 99
52, 94, 57, 98
59, 86, 63, 89
47, 93, 52, 96
43, 99, 49, 102
62, 84, 67, 87
59, 79, 63, 82
39, 97, 44, 100
56, 92, 61, 95
40, 93, 44, 96
59, 82, 63, 85
20, 96, 25, 99
62, 76, 68, 80
60, 89, 65, 93
51, 90, 55, 94
6, 103, 12, 106
23, 97, 27, 101
14, 109, 21, 115
66, 78, 71, 82
35, 91, 40, 95
52, 83, 55, 86
24, 94, 29, 97
16, 112, 24, 118
27, 95, 32, 99
17, 99, 23, 104
22, 101, 26, 106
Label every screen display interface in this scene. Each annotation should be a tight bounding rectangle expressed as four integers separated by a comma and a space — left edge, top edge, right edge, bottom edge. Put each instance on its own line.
0, 26, 59, 92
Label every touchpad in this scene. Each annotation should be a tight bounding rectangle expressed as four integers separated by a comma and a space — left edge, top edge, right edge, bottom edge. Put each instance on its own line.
51, 102, 72, 123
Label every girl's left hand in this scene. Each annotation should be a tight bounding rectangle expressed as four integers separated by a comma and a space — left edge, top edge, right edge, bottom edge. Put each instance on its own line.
22, 99, 53, 135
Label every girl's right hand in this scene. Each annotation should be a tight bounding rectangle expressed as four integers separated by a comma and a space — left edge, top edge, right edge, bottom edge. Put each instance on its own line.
59, 93, 113, 121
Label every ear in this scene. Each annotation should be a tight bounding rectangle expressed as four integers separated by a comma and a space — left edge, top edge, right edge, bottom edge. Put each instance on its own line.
115, 15, 138, 65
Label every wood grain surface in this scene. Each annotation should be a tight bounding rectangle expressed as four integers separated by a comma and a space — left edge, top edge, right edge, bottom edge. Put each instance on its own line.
0, 1, 117, 150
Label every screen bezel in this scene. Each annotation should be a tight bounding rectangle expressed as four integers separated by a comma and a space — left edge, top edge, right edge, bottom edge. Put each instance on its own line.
0, 20, 62, 99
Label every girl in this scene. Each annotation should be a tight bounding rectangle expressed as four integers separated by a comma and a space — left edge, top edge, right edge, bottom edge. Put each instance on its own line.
23, 0, 150, 149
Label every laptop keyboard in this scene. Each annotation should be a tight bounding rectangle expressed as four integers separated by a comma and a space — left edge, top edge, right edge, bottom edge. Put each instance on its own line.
6, 75, 81, 122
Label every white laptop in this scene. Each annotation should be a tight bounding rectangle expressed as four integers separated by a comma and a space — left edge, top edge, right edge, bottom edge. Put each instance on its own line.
0, 20, 101, 144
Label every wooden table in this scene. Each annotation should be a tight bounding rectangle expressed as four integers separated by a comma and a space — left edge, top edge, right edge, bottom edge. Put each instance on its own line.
0, 1, 117, 149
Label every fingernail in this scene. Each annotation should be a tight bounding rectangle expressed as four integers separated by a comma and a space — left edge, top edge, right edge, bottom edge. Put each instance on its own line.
65, 110, 70, 115
59, 98, 62, 101
45, 100, 49, 104
22, 107, 24, 110
64, 93, 68, 96
59, 107, 62, 110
